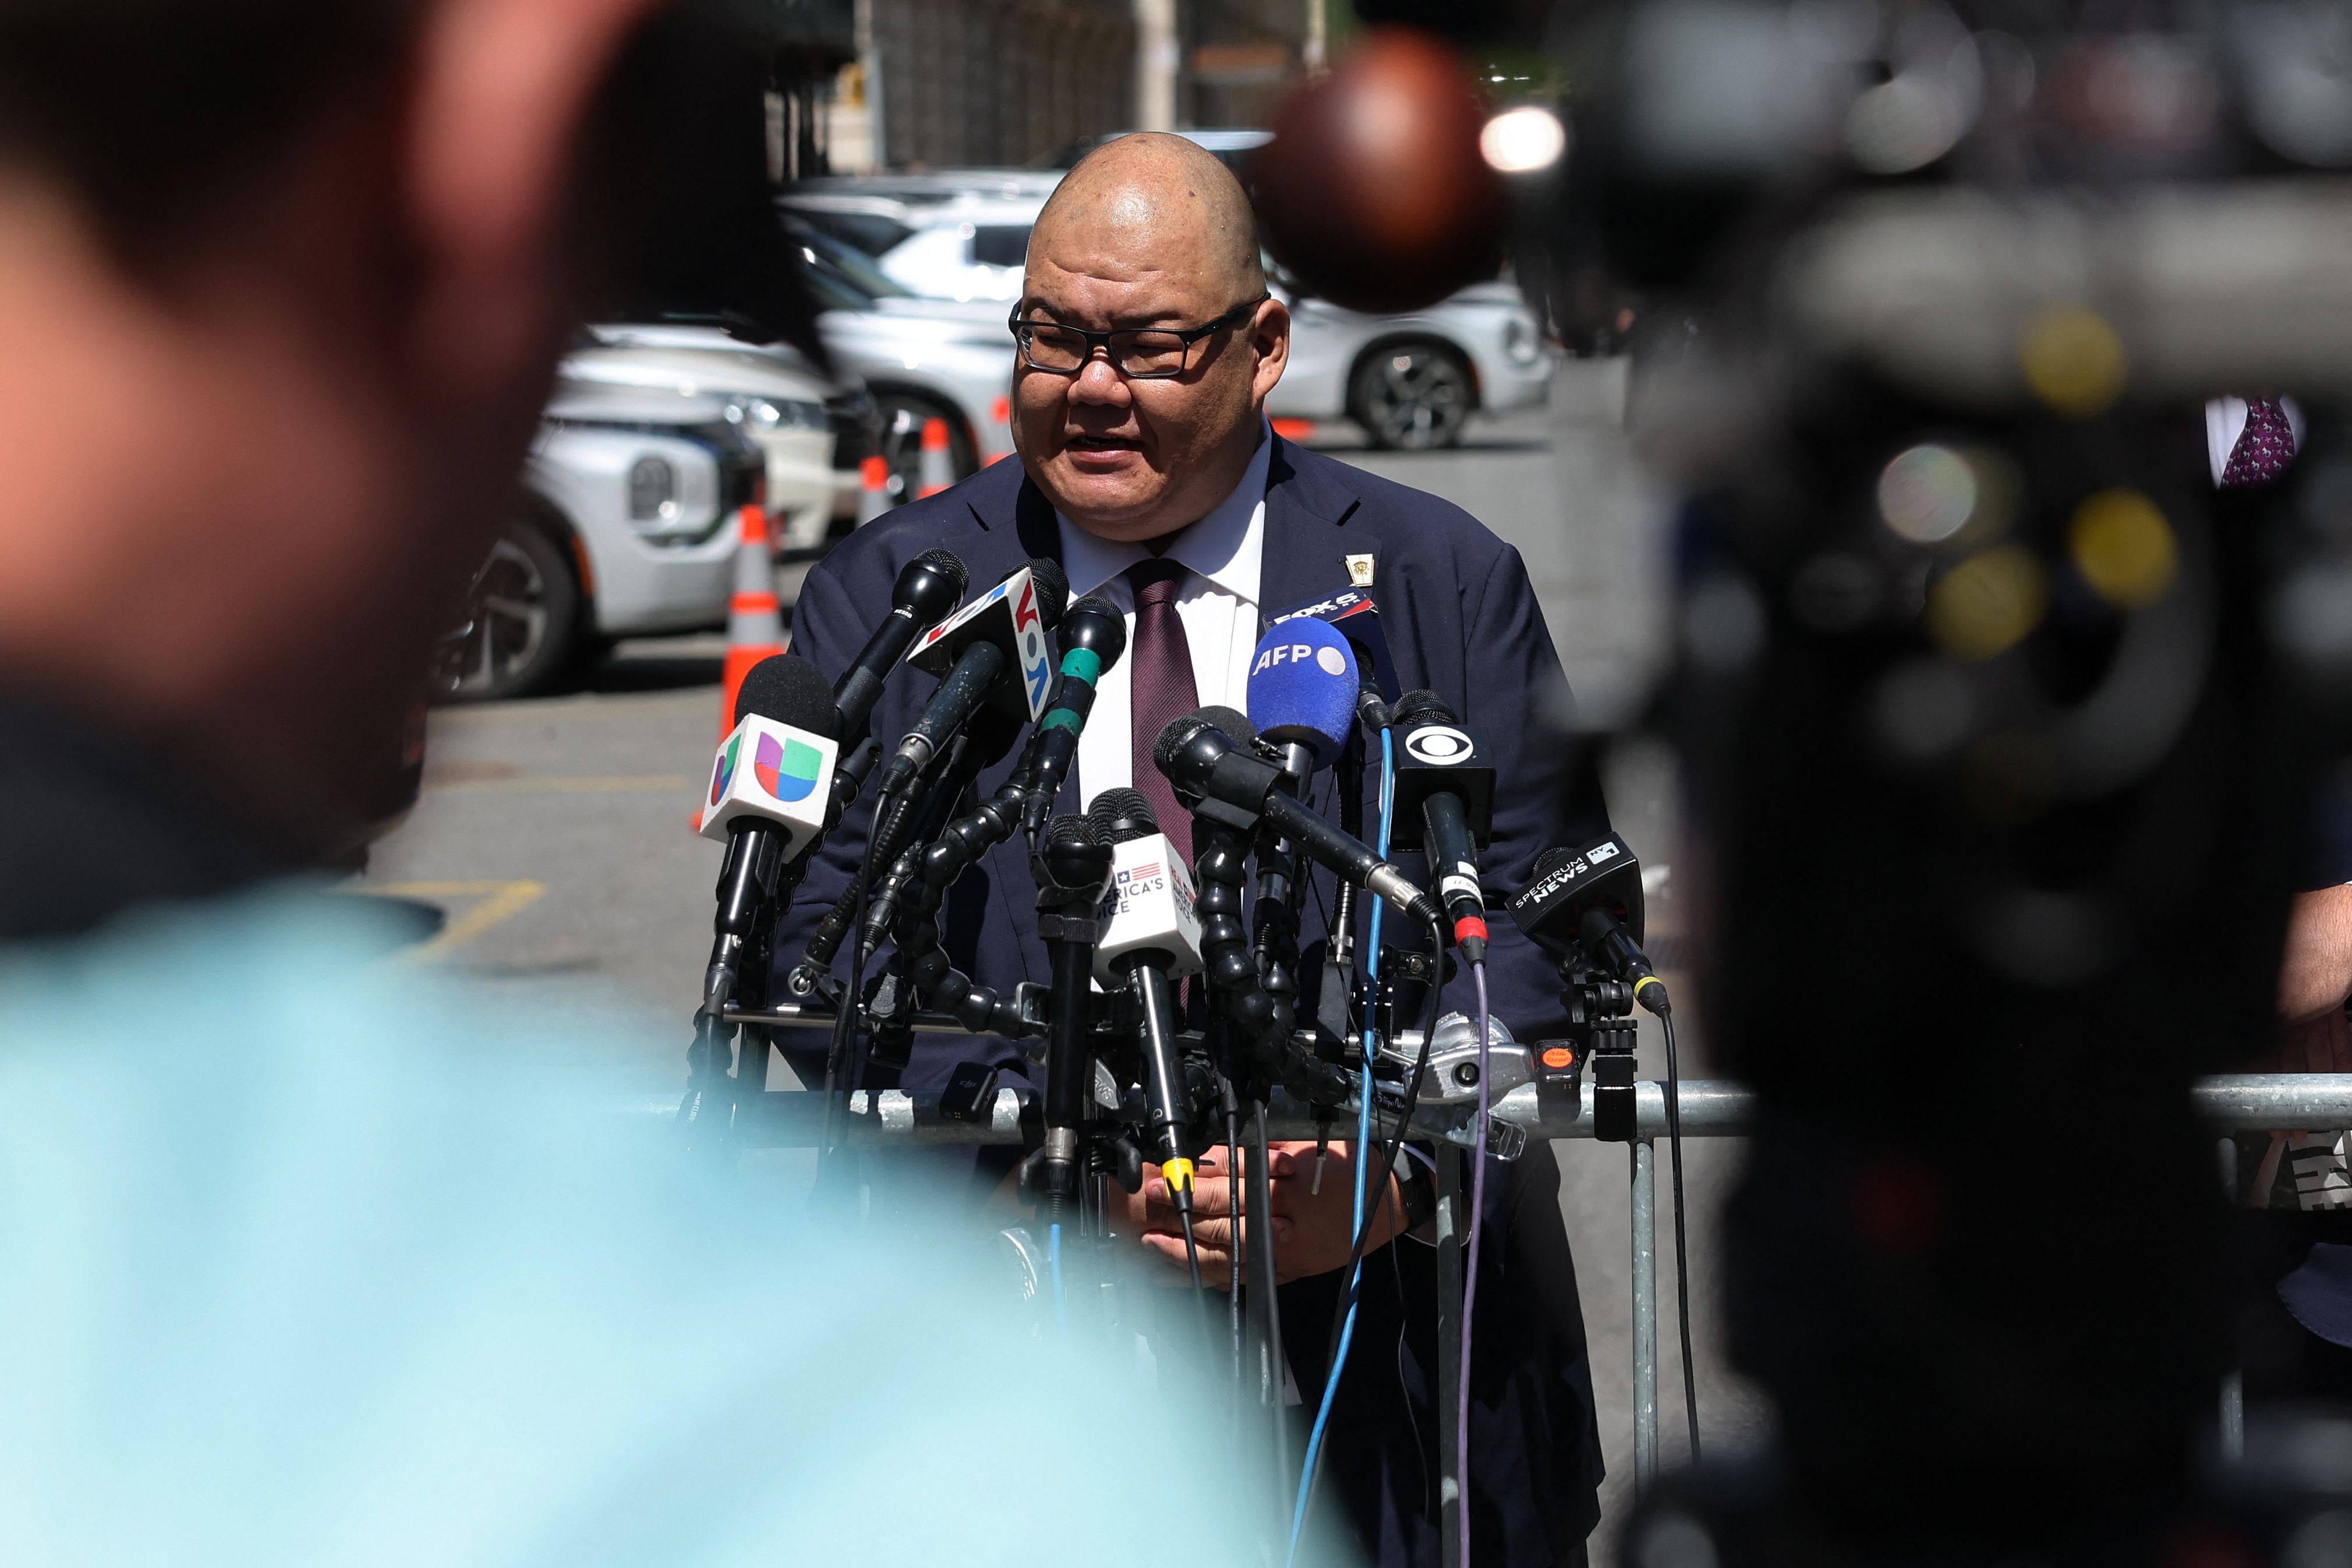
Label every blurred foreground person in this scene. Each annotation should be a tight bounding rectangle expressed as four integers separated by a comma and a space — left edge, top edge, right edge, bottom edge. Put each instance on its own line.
0, 3, 1268, 1562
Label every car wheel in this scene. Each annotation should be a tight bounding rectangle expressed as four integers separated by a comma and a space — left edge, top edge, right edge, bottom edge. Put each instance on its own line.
1347, 340, 1474, 451
435, 519, 581, 702
872, 390, 977, 502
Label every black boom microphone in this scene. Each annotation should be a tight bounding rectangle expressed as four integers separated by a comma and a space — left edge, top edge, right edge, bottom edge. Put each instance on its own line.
1153, 709, 1439, 927
1508, 833, 1668, 1015
832, 549, 968, 740
875, 558, 1070, 801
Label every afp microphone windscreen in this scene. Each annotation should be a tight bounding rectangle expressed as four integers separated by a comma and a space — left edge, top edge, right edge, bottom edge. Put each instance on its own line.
1246, 620, 1358, 769
701, 654, 844, 852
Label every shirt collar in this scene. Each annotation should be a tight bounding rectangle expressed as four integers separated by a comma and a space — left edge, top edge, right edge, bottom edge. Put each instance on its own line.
1056, 421, 1272, 607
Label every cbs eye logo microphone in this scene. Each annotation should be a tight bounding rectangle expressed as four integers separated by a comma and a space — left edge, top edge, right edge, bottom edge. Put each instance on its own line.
1403, 725, 1475, 766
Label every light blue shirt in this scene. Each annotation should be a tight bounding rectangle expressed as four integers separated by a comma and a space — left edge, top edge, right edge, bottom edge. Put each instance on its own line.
0, 890, 1325, 1565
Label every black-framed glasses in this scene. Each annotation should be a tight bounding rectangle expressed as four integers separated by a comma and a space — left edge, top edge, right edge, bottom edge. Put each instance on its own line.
1007, 295, 1270, 380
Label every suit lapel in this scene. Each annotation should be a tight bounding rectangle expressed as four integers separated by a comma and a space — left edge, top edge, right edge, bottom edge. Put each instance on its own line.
1258, 435, 1365, 635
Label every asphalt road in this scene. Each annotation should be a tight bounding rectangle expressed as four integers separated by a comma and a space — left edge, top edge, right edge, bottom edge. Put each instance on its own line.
359, 359, 1759, 1552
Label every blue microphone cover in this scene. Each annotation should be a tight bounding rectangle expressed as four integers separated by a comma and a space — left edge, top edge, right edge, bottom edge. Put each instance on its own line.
1246, 619, 1359, 769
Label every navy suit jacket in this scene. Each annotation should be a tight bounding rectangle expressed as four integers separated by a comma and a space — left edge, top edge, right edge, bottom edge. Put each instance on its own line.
774, 435, 1608, 1565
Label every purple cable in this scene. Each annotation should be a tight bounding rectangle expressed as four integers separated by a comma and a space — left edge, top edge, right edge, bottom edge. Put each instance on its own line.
1458, 960, 1491, 1568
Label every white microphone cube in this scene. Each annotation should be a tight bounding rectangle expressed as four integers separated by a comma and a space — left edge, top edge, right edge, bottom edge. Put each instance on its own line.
698, 714, 839, 855
1095, 833, 1204, 981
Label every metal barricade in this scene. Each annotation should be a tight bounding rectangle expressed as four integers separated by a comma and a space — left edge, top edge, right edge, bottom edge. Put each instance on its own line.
648, 1073, 2352, 1493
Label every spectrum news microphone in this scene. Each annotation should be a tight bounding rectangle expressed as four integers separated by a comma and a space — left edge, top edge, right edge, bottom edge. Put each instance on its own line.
1153, 709, 1440, 928
873, 558, 1068, 802
1507, 832, 1669, 1015
1508, 833, 1696, 1455
695, 653, 843, 1014
1384, 691, 1497, 964
1090, 787, 1205, 1218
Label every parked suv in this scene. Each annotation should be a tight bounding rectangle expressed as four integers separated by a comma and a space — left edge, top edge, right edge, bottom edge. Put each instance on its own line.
437, 374, 765, 701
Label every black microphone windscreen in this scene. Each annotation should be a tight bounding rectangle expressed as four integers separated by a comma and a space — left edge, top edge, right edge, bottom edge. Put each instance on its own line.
1197, 705, 1257, 746
733, 653, 841, 736
1024, 558, 1071, 629
1392, 689, 1457, 728
1088, 787, 1158, 843
913, 548, 969, 597
1533, 845, 1578, 879
1045, 811, 1100, 848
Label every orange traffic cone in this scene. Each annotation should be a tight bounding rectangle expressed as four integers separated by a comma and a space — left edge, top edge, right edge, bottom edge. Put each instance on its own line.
717, 504, 786, 739
918, 417, 956, 497
856, 453, 893, 527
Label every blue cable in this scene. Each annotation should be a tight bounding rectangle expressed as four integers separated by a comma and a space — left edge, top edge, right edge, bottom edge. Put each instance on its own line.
1286, 727, 1395, 1566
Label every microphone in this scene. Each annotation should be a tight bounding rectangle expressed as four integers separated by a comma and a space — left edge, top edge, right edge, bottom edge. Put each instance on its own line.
1092, 791, 1204, 982
1033, 812, 1115, 1220
701, 653, 844, 859
1014, 594, 1129, 836
1506, 833, 1670, 1015
1385, 692, 1497, 962
696, 653, 843, 1013
1085, 785, 1160, 846
832, 548, 968, 739
1152, 709, 1439, 927
876, 558, 1069, 800
1089, 789, 1202, 1213
1269, 585, 1400, 731
1246, 618, 1359, 778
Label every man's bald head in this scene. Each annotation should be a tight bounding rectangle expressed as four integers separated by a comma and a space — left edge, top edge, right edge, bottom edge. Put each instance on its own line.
1030, 133, 1264, 298
1012, 132, 1288, 544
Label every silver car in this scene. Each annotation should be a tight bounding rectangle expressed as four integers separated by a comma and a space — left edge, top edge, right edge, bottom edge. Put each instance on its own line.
794, 183, 1556, 451
567, 335, 841, 550
439, 376, 768, 701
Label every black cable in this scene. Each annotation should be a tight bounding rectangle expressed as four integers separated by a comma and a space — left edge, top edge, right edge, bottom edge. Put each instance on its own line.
1391, 1224, 1430, 1516
1663, 1008, 1700, 1463
818, 787, 892, 1171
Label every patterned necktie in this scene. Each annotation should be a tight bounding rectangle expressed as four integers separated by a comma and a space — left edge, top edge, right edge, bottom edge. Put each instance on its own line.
2223, 397, 2297, 489
1126, 558, 1200, 868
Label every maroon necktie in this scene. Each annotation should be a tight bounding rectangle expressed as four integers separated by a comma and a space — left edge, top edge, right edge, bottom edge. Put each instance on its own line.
2223, 398, 2297, 489
1126, 558, 1200, 868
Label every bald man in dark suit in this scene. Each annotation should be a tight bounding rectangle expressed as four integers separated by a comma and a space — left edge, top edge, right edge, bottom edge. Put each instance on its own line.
777, 135, 1610, 1567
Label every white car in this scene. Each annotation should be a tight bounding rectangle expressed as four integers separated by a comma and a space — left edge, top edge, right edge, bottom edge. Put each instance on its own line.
783, 222, 1017, 502
827, 190, 1556, 450
439, 377, 767, 700
566, 335, 841, 550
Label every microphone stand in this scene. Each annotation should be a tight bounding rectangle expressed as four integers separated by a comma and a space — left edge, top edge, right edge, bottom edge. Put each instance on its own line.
1033, 823, 1113, 1322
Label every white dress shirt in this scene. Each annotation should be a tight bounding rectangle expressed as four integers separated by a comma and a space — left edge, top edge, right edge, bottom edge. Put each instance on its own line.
1056, 424, 1273, 806
2204, 396, 2307, 487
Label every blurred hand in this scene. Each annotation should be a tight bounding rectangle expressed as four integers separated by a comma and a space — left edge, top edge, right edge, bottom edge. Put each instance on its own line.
1108, 1141, 1409, 1289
